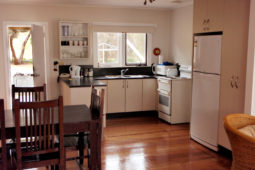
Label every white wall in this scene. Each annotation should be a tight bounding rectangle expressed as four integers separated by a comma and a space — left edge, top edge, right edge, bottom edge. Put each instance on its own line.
168, 5, 193, 65
0, 3, 171, 108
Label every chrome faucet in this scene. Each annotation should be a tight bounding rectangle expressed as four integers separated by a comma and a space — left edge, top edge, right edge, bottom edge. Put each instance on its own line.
121, 69, 129, 76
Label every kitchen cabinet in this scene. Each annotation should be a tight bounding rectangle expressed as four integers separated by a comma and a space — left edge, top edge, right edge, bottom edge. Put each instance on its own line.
193, 0, 224, 33
142, 79, 156, 111
60, 81, 91, 106
171, 80, 192, 123
218, 0, 250, 150
193, 0, 250, 150
107, 80, 125, 113
126, 79, 143, 112
59, 21, 90, 59
107, 79, 156, 113
60, 79, 108, 127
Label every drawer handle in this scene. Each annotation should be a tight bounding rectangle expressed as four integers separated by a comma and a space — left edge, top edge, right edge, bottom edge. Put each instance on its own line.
157, 89, 171, 96
158, 79, 170, 84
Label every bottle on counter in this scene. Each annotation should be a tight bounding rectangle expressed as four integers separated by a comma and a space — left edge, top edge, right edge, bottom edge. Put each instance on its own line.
89, 69, 93, 77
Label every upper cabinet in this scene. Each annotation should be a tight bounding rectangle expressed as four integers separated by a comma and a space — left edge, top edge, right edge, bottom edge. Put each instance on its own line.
193, 0, 225, 33
59, 21, 90, 59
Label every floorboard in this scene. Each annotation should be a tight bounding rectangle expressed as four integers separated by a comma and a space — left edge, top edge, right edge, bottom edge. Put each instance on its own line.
32, 116, 232, 170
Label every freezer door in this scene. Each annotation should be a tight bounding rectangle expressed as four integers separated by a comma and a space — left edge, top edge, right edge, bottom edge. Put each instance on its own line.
193, 35, 222, 74
190, 72, 220, 148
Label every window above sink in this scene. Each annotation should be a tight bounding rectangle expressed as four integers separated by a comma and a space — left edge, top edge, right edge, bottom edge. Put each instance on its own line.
93, 32, 151, 68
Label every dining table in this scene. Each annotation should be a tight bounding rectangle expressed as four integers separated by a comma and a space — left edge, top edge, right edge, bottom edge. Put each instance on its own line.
3, 105, 100, 170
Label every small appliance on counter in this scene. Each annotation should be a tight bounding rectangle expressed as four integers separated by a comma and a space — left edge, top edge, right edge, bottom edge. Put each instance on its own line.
152, 62, 178, 76
69, 65, 81, 78
179, 65, 192, 78
166, 67, 178, 78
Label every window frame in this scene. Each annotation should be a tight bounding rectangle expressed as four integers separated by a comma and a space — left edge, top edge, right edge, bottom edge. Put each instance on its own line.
94, 32, 150, 68
95, 32, 123, 68
125, 33, 148, 66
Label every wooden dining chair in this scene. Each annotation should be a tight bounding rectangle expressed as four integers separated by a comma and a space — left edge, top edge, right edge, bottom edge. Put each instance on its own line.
12, 96, 65, 170
91, 88, 105, 170
0, 99, 8, 170
12, 84, 47, 104
64, 87, 105, 170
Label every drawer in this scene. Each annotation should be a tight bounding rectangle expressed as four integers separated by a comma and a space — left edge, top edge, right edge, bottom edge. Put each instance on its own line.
158, 111, 171, 123
158, 79, 171, 92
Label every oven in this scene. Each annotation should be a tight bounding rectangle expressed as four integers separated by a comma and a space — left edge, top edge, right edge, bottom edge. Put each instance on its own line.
157, 77, 172, 123
158, 89, 171, 115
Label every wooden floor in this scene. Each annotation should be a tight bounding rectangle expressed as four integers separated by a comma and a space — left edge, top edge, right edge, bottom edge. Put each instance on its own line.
36, 116, 232, 170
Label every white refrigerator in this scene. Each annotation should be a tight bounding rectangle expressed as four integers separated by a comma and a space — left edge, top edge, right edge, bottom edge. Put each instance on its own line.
190, 34, 222, 151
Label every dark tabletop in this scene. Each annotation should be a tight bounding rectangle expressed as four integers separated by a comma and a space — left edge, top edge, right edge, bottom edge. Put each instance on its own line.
4, 105, 96, 137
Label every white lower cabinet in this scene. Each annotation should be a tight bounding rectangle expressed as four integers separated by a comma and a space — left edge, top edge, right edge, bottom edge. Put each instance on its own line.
60, 81, 91, 106
107, 79, 156, 113
171, 79, 192, 124
142, 79, 156, 111
126, 79, 143, 112
107, 80, 125, 113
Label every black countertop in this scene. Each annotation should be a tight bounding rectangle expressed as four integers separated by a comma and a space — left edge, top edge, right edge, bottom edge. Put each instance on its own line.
94, 75, 157, 80
60, 75, 157, 88
60, 77, 107, 88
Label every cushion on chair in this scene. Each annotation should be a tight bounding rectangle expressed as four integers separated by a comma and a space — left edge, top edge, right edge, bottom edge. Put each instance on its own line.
239, 125, 255, 137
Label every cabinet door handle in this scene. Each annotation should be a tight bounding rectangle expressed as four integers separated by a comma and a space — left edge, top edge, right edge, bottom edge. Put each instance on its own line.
122, 80, 125, 88
230, 76, 234, 88
203, 19, 206, 25
235, 77, 239, 89
127, 80, 128, 88
207, 19, 210, 23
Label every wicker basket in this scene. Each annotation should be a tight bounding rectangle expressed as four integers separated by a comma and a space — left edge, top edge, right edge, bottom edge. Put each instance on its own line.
224, 114, 255, 170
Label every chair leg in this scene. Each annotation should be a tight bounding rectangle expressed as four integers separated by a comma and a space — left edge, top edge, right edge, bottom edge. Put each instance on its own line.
87, 134, 91, 169
78, 132, 85, 165
55, 164, 59, 170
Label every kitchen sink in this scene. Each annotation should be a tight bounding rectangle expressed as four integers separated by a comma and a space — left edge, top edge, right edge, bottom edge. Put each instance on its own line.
105, 75, 150, 79
123, 75, 149, 78
105, 75, 122, 79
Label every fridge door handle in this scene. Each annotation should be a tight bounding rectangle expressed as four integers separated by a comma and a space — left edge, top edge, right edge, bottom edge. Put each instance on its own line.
193, 38, 200, 71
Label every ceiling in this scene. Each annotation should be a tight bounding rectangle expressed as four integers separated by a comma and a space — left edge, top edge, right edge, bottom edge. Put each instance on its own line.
0, 0, 193, 9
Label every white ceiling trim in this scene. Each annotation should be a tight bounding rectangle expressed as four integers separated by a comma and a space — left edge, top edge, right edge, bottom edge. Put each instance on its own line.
0, 0, 193, 10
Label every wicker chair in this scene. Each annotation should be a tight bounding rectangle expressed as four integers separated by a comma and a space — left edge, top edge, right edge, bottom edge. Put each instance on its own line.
224, 113, 255, 170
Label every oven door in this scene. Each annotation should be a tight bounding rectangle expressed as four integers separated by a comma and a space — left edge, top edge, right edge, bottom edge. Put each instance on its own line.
158, 90, 171, 115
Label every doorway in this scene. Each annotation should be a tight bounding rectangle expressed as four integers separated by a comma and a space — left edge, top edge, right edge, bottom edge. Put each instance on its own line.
3, 22, 49, 109
8, 26, 34, 87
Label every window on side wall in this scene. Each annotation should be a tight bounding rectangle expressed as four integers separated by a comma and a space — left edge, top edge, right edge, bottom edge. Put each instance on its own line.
95, 32, 148, 67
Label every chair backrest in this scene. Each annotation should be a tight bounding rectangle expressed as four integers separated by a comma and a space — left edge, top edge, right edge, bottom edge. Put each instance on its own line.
0, 100, 7, 170
90, 87, 105, 123
12, 84, 47, 104
14, 96, 65, 170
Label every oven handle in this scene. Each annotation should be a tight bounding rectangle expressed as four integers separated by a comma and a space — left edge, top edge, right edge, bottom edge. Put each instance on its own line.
158, 78, 171, 84
157, 89, 171, 96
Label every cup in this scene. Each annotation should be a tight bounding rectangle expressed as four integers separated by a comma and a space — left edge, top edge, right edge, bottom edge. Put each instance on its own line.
74, 40, 78, 46
69, 40, 73, 46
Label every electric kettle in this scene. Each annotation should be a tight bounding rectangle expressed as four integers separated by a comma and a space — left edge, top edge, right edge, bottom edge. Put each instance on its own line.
69, 65, 81, 78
